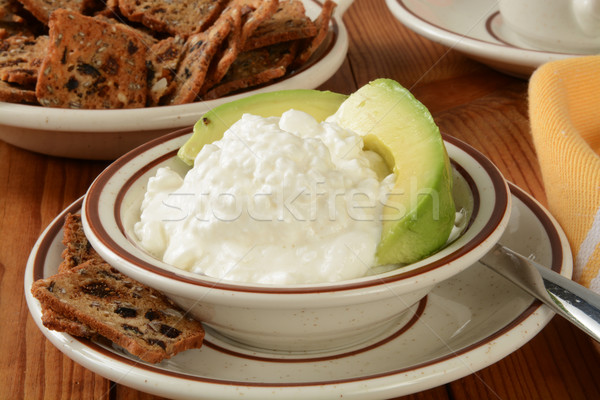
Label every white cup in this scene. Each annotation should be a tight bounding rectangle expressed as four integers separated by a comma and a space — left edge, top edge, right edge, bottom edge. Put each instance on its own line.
499, 0, 600, 53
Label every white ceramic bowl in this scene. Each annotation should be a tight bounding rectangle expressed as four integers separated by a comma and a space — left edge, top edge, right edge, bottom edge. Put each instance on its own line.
0, 0, 351, 160
81, 126, 511, 353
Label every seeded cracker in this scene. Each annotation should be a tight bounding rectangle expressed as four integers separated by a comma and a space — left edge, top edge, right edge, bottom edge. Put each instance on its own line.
146, 35, 186, 106
198, 3, 243, 95
200, 0, 278, 95
242, 0, 317, 52
294, 0, 335, 66
58, 213, 104, 273
32, 260, 205, 364
204, 40, 297, 100
0, 78, 36, 102
0, 22, 32, 40
93, 0, 118, 18
0, 34, 47, 86
118, 0, 228, 38
0, 0, 24, 23
36, 10, 147, 109
167, 13, 232, 105
18, 0, 96, 24
238, 0, 279, 44
41, 307, 99, 338
94, 15, 159, 48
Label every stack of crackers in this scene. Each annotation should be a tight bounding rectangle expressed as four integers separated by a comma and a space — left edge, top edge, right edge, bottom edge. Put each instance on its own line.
31, 214, 206, 364
0, 0, 336, 108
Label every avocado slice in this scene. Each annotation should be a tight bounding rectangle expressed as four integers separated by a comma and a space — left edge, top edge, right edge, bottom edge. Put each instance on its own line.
333, 78, 455, 265
177, 89, 348, 165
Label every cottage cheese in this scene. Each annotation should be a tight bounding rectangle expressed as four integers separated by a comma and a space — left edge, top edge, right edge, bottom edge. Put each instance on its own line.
134, 110, 395, 284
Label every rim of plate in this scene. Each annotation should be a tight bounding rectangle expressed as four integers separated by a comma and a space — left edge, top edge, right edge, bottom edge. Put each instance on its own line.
386, 0, 578, 68
0, 0, 347, 132
82, 128, 511, 294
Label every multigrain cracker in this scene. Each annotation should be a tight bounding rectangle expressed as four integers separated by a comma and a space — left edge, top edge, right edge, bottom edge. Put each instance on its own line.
0, 0, 45, 38
0, 0, 24, 23
18, 0, 96, 24
167, 13, 232, 104
36, 10, 147, 109
0, 77, 36, 102
59, 213, 104, 273
0, 21, 36, 39
294, 0, 335, 65
118, 0, 228, 38
32, 260, 205, 364
204, 40, 297, 100
146, 35, 185, 106
200, 0, 277, 94
198, 3, 243, 95
0, 0, 338, 107
0, 34, 47, 86
242, 0, 317, 52
238, 0, 278, 44
41, 307, 99, 338
93, 0, 118, 17
94, 15, 158, 48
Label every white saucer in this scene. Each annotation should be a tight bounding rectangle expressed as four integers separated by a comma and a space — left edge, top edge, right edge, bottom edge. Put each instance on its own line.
24, 183, 572, 399
385, 0, 586, 78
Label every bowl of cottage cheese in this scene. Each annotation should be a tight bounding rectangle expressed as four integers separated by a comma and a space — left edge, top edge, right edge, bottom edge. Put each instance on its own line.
134, 110, 396, 285
82, 89, 511, 352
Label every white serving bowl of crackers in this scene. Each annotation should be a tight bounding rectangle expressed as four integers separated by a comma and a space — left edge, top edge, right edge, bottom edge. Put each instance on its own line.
80, 124, 512, 353
0, 0, 351, 160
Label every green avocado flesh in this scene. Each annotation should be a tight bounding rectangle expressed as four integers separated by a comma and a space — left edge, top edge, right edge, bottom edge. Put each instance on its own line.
177, 80, 455, 266
177, 89, 348, 166
334, 78, 455, 265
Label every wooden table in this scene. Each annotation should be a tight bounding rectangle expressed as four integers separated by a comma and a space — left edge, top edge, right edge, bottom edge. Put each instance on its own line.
2, 0, 600, 398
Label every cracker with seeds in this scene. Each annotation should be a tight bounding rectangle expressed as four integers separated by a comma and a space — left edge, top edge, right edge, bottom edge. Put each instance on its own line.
200, 0, 278, 94
36, 10, 147, 109
93, 0, 119, 18
238, 0, 279, 44
0, 34, 47, 86
294, 0, 335, 66
1, 0, 338, 107
59, 213, 104, 273
0, 0, 24, 23
18, 0, 96, 24
204, 40, 297, 100
0, 20, 36, 39
146, 35, 185, 106
32, 260, 205, 364
42, 307, 99, 338
118, 0, 228, 38
0, 78, 36, 102
198, 3, 243, 95
242, 0, 317, 52
167, 13, 232, 105
94, 15, 159, 48
32, 214, 205, 364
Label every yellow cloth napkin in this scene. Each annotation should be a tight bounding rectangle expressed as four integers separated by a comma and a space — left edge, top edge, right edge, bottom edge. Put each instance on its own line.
529, 56, 600, 291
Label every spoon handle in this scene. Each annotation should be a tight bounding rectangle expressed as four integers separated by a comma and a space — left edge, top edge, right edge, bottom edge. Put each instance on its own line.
480, 243, 600, 343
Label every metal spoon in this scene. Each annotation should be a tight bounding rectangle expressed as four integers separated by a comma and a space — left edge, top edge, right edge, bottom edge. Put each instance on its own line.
480, 243, 600, 343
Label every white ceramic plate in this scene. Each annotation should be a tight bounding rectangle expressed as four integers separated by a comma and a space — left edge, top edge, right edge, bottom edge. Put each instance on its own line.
25, 182, 572, 399
0, 0, 351, 160
385, 0, 585, 78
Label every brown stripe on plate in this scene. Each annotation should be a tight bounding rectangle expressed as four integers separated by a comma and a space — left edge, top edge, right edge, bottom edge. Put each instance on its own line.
203, 295, 427, 362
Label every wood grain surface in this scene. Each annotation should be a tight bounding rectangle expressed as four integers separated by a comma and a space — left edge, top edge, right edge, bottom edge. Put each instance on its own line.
2, 0, 600, 399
